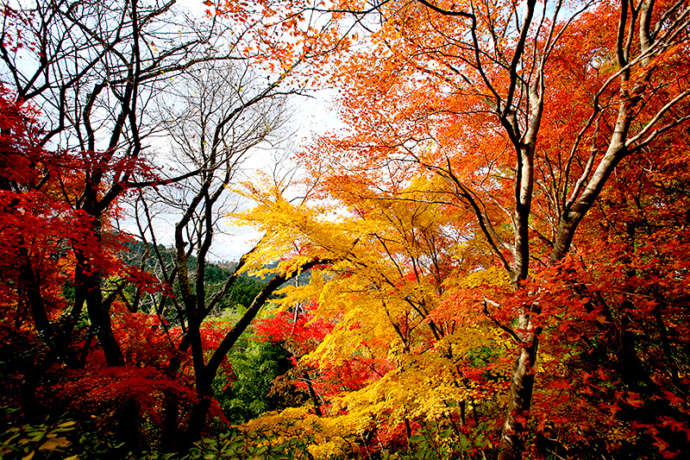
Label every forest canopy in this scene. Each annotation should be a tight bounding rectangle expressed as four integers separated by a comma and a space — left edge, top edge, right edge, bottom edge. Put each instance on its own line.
1, 0, 688, 459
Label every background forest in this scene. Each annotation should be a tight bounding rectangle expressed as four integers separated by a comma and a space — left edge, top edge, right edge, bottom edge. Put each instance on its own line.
0, 0, 688, 459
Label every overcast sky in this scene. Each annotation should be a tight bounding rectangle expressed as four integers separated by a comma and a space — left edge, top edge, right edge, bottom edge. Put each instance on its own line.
207, 90, 341, 261
111, 0, 345, 262
117, 88, 342, 262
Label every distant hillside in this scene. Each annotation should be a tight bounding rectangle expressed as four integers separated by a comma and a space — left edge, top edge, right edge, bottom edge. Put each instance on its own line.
120, 240, 311, 309
121, 240, 262, 310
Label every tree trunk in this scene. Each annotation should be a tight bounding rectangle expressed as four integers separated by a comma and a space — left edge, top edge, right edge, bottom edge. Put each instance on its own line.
498, 313, 540, 460
84, 272, 124, 366
161, 391, 180, 451
117, 398, 141, 451
74, 213, 124, 367
184, 394, 212, 447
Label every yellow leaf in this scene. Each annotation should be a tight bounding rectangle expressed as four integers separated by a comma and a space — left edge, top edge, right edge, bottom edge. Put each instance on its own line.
39, 436, 70, 451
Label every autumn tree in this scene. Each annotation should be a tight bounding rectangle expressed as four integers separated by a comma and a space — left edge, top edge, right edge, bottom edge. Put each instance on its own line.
324, 1, 688, 457
233, 173, 511, 457
0, 0, 336, 449
0, 84, 82, 418
232, 0, 690, 457
2, 0, 688, 456
126, 59, 333, 446
1, 0, 227, 366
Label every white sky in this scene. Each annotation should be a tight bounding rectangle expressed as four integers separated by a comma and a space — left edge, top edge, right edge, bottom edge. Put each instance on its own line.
2, 0, 343, 263
118, 0, 346, 262
118, 88, 342, 262
208, 90, 341, 261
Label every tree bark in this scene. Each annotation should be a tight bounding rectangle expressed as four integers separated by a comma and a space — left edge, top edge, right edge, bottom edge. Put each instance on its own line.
498, 313, 540, 460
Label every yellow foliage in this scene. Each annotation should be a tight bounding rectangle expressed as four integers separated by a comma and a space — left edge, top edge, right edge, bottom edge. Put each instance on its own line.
234, 172, 510, 456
